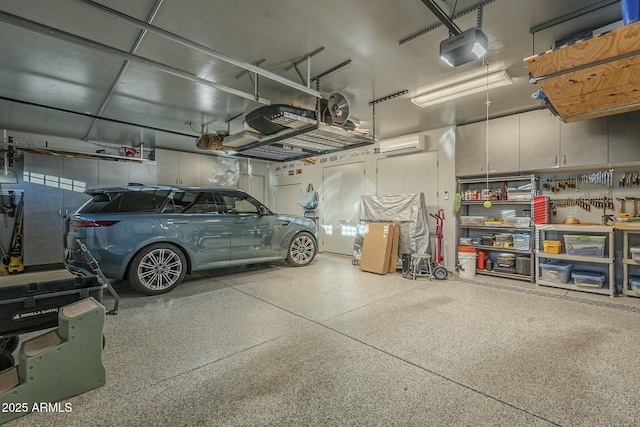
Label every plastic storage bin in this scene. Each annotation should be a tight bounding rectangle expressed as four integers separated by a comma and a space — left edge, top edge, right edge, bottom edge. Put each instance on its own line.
563, 235, 606, 257
630, 247, 640, 262
543, 240, 563, 254
459, 237, 473, 246
502, 217, 531, 228
622, 0, 640, 24
516, 257, 531, 276
460, 216, 485, 226
484, 218, 503, 227
494, 233, 513, 248
513, 233, 531, 250
507, 191, 531, 201
571, 270, 606, 288
540, 260, 573, 283
629, 276, 640, 295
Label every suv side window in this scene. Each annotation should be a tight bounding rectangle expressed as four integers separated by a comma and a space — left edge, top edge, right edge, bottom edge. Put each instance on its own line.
100, 189, 170, 213
184, 191, 219, 214
219, 191, 261, 215
165, 191, 221, 214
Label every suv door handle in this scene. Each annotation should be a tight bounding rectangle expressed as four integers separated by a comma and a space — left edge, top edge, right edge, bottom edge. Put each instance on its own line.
170, 220, 189, 224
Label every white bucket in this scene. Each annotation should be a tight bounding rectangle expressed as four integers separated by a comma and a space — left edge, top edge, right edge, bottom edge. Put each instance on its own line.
458, 252, 477, 279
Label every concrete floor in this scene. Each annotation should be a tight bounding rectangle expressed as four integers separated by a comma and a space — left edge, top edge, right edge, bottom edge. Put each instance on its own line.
3, 252, 640, 426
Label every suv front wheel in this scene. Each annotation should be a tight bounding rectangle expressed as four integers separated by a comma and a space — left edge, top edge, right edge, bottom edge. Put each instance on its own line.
286, 232, 316, 267
129, 243, 187, 295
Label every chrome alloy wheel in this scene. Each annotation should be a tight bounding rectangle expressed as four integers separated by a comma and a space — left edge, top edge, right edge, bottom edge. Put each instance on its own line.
137, 247, 184, 291
287, 232, 316, 266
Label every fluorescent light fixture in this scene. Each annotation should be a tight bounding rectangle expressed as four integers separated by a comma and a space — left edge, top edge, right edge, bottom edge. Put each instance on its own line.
411, 70, 513, 108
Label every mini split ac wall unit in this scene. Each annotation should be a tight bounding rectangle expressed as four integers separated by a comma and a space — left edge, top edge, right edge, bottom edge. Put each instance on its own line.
379, 134, 427, 156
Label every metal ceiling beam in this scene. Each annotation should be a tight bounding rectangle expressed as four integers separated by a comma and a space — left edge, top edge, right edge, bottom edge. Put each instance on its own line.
68, 0, 322, 99
284, 46, 325, 86
368, 90, 409, 106
0, 95, 198, 138
530, 0, 620, 33
311, 60, 352, 82
0, 10, 270, 105
83, 0, 165, 141
235, 58, 267, 80
399, 0, 495, 45
420, 0, 461, 35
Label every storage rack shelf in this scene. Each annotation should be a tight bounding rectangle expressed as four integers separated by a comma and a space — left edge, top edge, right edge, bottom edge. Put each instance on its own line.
616, 222, 640, 298
460, 200, 532, 206
535, 224, 615, 296
457, 174, 537, 282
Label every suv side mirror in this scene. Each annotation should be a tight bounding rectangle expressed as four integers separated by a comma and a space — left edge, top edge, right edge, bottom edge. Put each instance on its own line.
258, 205, 270, 216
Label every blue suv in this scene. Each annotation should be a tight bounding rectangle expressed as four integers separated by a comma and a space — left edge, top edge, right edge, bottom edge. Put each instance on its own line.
64, 186, 318, 295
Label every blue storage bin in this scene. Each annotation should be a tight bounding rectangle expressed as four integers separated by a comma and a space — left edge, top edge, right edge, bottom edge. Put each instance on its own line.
539, 260, 573, 284
622, 0, 640, 24
571, 270, 606, 289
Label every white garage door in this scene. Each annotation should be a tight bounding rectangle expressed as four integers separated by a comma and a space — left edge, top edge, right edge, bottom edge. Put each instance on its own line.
321, 162, 365, 255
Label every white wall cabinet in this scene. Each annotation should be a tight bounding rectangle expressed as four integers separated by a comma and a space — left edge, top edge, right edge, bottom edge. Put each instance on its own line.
455, 121, 486, 177
559, 117, 608, 168
487, 115, 520, 174
608, 111, 640, 164
519, 109, 561, 170
460, 110, 611, 176
156, 149, 202, 185
456, 116, 519, 176
520, 113, 608, 170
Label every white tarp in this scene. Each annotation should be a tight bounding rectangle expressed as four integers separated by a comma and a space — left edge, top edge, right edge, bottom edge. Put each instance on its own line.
352, 193, 430, 264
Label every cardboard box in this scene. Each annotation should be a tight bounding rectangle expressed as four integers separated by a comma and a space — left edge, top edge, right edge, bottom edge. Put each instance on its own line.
360, 223, 394, 275
387, 223, 400, 273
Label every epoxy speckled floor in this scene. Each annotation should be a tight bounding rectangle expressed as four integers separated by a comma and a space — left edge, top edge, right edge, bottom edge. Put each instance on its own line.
4, 253, 640, 426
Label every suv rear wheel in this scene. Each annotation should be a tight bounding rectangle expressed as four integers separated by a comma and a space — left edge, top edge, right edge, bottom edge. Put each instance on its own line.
286, 232, 316, 267
129, 243, 187, 295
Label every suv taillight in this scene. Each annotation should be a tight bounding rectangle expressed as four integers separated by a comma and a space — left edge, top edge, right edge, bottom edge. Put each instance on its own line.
70, 220, 119, 227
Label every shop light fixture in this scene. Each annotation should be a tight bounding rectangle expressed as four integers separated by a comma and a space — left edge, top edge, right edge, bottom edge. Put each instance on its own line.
410, 70, 513, 108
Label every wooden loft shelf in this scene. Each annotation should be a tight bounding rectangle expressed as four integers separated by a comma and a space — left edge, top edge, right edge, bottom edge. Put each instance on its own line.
523, 20, 640, 122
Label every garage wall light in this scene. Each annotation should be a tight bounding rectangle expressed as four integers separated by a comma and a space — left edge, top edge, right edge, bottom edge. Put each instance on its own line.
410, 70, 513, 108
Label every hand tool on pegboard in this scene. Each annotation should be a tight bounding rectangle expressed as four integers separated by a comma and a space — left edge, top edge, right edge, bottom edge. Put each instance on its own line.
617, 197, 630, 218
628, 197, 638, 217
